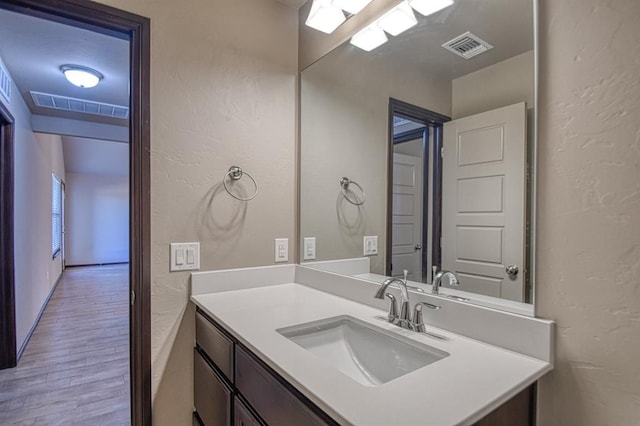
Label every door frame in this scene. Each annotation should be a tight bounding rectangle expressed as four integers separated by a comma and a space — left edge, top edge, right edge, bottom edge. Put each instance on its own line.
0, 1, 151, 424
386, 98, 450, 281
0, 99, 16, 370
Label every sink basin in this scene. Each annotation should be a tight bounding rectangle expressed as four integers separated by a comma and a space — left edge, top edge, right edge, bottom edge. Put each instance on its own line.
277, 315, 449, 387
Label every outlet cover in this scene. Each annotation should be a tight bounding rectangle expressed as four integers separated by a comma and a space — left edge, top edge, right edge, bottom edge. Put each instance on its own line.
275, 238, 289, 263
170, 242, 200, 271
303, 237, 316, 260
363, 236, 378, 256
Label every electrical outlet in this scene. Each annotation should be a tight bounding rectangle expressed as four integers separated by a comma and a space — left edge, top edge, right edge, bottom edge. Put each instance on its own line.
170, 242, 200, 271
303, 237, 316, 260
363, 236, 378, 256
275, 238, 288, 263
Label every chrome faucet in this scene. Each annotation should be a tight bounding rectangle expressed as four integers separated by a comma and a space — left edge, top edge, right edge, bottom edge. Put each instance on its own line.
374, 275, 411, 329
375, 270, 441, 332
432, 270, 459, 295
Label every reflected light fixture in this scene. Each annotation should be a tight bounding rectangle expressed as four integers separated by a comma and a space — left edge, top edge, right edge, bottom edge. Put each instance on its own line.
305, 0, 346, 34
331, 0, 373, 15
350, 23, 388, 51
376, 1, 418, 36
409, 0, 454, 17
61, 65, 103, 88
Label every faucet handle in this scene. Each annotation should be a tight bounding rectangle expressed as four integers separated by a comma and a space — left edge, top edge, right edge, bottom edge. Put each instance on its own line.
412, 302, 441, 333
384, 293, 399, 323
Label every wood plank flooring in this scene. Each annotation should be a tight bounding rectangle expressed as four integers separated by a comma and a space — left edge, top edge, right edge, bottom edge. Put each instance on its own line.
0, 264, 130, 425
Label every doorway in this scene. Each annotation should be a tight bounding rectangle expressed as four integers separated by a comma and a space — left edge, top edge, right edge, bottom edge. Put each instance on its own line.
386, 98, 450, 284
0, 1, 150, 424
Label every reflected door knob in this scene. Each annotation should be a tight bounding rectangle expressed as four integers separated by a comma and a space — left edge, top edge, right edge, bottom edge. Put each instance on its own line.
415, 244, 422, 251
506, 265, 519, 277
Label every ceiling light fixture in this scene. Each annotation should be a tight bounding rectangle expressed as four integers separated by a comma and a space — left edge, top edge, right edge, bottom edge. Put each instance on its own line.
409, 0, 454, 17
350, 23, 388, 51
331, 0, 373, 15
61, 65, 103, 88
305, 0, 346, 34
376, 1, 418, 37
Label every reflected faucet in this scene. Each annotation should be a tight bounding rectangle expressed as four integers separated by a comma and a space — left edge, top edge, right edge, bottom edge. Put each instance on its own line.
432, 270, 459, 295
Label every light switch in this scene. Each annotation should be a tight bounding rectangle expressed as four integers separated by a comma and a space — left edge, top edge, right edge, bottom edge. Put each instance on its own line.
170, 242, 200, 271
363, 236, 378, 256
275, 238, 288, 263
303, 237, 316, 260
175, 249, 185, 265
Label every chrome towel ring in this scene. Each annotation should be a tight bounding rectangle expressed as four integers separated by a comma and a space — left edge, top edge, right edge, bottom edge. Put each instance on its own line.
223, 166, 258, 201
340, 177, 365, 206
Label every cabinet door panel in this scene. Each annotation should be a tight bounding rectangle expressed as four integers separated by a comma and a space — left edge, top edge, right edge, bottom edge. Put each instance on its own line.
196, 311, 234, 382
234, 397, 263, 426
194, 349, 232, 426
235, 346, 331, 426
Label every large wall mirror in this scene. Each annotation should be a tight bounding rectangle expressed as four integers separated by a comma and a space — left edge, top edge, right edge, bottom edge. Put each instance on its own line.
299, 0, 537, 315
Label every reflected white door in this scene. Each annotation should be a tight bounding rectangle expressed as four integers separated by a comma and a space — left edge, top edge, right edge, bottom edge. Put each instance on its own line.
442, 102, 526, 301
392, 153, 422, 282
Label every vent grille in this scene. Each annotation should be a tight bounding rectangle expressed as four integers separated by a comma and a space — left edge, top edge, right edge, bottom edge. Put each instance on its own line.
0, 62, 11, 103
30, 91, 129, 119
442, 31, 493, 60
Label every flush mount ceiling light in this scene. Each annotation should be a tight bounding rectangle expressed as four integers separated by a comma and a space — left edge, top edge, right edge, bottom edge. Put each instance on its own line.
409, 0, 454, 17
61, 65, 103, 88
305, 0, 346, 34
376, 1, 418, 37
331, 0, 373, 15
350, 23, 388, 51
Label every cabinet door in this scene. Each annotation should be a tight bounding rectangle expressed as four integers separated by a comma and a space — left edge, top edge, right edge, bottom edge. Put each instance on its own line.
234, 397, 262, 426
235, 346, 333, 426
194, 349, 233, 426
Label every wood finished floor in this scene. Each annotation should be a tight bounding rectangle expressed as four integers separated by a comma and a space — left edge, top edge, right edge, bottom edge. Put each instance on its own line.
0, 264, 130, 425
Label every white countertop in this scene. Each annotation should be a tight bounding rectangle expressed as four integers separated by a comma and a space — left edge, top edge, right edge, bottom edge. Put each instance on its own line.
191, 282, 551, 426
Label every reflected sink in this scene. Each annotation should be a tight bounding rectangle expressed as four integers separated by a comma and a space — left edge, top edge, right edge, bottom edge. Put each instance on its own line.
277, 315, 449, 387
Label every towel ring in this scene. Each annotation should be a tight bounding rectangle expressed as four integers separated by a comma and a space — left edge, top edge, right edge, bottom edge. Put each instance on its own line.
340, 177, 365, 206
223, 166, 258, 201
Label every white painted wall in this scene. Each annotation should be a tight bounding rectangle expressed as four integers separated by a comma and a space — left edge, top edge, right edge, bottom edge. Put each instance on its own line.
91, 1, 298, 423
1, 56, 65, 353
536, 0, 640, 424
452, 50, 534, 119
65, 173, 129, 266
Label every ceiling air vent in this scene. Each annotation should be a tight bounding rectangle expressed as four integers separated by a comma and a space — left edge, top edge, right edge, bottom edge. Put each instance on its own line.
442, 31, 493, 60
0, 62, 11, 103
30, 91, 129, 119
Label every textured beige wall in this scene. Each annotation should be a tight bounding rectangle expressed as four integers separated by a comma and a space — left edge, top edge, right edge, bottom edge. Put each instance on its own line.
300, 48, 451, 274
536, 0, 640, 424
93, 0, 298, 424
452, 50, 534, 119
1, 49, 65, 352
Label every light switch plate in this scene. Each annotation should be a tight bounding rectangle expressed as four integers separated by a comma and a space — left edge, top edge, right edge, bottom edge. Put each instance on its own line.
363, 236, 378, 256
275, 238, 289, 263
303, 237, 316, 260
170, 242, 200, 271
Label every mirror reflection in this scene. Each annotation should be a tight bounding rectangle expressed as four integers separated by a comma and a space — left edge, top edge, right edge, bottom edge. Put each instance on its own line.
300, 0, 535, 310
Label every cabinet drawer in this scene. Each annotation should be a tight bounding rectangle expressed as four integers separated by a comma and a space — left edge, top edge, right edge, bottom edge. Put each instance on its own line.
234, 396, 263, 426
235, 346, 333, 426
194, 349, 233, 426
196, 311, 234, 382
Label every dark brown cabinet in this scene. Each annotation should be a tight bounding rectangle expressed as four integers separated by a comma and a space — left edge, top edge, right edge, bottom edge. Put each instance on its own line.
194, 309, 336, 426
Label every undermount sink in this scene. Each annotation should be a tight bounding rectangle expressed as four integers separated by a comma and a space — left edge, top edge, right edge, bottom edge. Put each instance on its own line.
277, 315, 449, 387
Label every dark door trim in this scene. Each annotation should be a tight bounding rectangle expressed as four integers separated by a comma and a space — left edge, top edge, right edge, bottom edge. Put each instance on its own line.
0, 1, 151, 424
0, 100, 16, 370
386, 98, 450, 281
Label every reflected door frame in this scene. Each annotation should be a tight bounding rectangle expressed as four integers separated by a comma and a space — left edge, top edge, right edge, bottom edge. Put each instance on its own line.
386, 98, 450, 283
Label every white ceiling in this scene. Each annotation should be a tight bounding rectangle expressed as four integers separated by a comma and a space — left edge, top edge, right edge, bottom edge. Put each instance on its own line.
62, 136, 128, 177
0, 8, 129, 126
304, 0, 533, 80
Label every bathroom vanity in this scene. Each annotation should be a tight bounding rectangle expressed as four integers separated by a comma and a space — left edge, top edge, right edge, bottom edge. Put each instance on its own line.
190, 265, 553, 426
